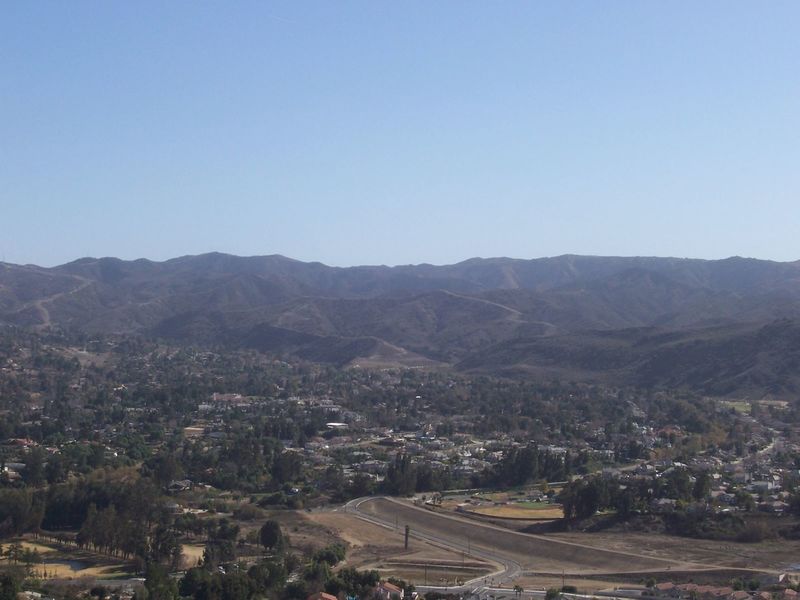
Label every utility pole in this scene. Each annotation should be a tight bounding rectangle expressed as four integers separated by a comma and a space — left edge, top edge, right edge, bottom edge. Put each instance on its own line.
404, 525, 410, 550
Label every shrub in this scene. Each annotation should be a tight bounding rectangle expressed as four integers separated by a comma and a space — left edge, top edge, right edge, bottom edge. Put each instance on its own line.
233, 503, 265, 521
737, 521, 771, 543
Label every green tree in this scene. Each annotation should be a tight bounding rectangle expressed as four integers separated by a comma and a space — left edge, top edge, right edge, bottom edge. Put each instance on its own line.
203, 540, 236, 570
23, 446, 47, 486
151, 525, 183, 570
259, 520, 283, 553
179, 568, 211, 598
662, 468, 692, 501
5, 542, 23, 564
145, 562, 178, 600
692, 472, 712, 501
384, 454, 418, 496
220, 571, 253, 600
735, 490, 756, 512
0, 572, 22, 600
349, 472, 376, 498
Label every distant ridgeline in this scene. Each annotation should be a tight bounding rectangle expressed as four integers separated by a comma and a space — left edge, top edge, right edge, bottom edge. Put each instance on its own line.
2, 252, 800, 397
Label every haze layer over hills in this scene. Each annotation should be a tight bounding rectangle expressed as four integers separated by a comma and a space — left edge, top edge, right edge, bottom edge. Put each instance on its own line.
2, 253, 800, 397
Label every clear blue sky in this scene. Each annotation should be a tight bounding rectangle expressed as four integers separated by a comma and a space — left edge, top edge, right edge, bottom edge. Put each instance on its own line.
2, 2, 798, 267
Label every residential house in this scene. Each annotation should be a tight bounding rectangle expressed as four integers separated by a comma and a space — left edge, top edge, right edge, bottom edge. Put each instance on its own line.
307, 592, 338, 600
375, 581, 403, 600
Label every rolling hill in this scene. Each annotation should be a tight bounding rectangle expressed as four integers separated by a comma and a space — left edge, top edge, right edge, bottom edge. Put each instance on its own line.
2, 252, 800, 397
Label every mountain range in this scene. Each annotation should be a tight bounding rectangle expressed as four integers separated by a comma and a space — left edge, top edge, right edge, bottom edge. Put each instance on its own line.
2, 252, 800, 398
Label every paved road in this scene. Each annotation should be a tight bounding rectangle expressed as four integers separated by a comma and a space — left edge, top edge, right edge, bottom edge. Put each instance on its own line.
440, 585, 639, 600
344, 496, 523, 591
341, 496, 773, 598
349, 497, 678, 572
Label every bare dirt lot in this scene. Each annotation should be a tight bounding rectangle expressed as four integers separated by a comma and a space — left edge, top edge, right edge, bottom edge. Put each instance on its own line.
181, 543, 205, 569
371, 559, 492, 587
547, 530, 800, 572
513, 575, 641, 594
306, 509, 496, 582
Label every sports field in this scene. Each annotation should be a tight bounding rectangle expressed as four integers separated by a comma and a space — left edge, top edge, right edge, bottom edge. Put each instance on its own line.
467, 503, 564, 520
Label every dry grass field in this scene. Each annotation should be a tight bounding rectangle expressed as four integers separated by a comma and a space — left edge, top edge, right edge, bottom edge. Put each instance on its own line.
467, 504, 564, 520
0, 539, 135, 580
181, 543, 205, 569
269, 508, 346, 556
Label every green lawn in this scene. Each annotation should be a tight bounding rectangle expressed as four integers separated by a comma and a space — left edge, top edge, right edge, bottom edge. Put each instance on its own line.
719, 400, 751, 414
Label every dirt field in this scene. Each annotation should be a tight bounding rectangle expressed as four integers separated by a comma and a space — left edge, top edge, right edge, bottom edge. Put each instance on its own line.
358, 498, 685, 575
547, 530, 800, 572
513, 575, 642, 594
370, 559, 492, 587
269, 509, 346, 557
182, 543, 205, 569
306, 509, 496, 581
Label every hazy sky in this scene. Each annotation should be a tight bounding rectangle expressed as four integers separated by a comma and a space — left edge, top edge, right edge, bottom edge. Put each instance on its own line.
2, 2, 799, 267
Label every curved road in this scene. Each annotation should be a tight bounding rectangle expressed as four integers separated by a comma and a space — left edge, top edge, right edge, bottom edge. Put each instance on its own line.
345, 496, 523, 592
343, 496, 773, 598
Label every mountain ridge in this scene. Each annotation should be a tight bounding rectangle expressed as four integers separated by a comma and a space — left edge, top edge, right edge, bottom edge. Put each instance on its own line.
3, 252, 800, 397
